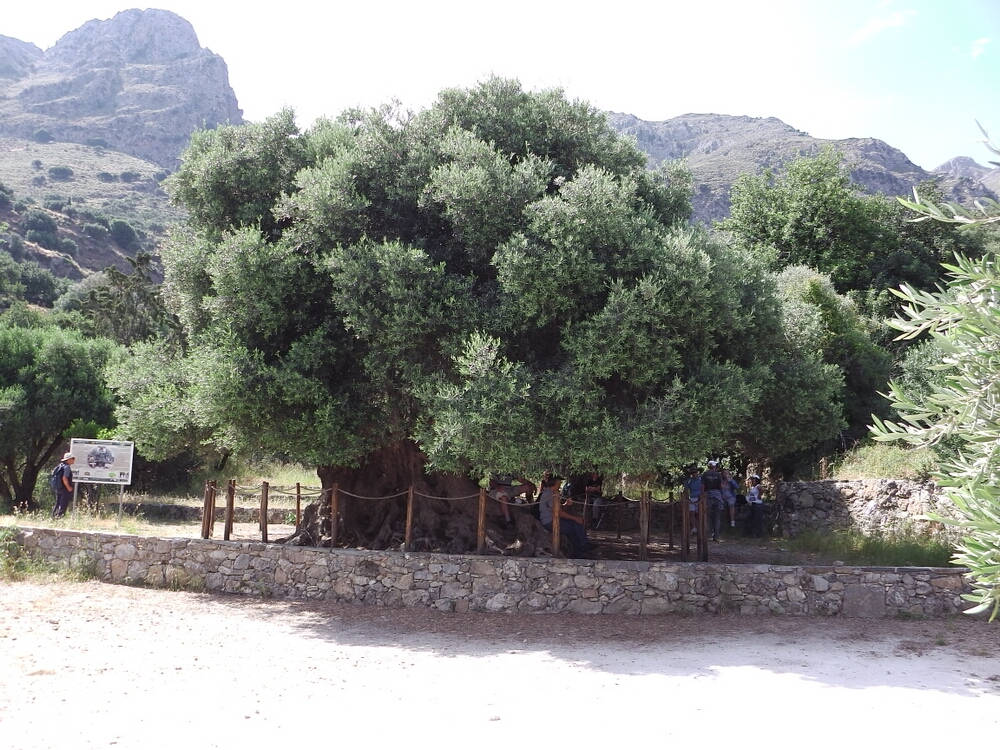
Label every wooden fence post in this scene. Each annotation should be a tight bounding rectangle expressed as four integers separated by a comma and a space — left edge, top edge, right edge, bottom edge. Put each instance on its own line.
404, 485, 415, 552
208, 481, 219, 538
698, 492, 708, 562
639, 491, 650, 560
681, 493, 690, 562
260, 481, 269, 543
329, 484, 340, 545
667, 491, 674, 550
551, 492, 562, 558
476, 487, 487, 554
224, 482, 236, 542
295, 482, 301, 530
200, 481, 211, 539
224, 480, 235, 541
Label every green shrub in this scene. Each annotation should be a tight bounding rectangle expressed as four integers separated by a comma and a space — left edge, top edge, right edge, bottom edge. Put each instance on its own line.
1, 233, 25, 260
785, 529, 954, 567
96, 172, 118, 183
25, 229, 59, 249
24, 209, 57, 233
79, 211, 109, 228
31, 176, 46, 187
109, 219, 138, 249
832, 442, 938, 481
119, 171, 141, 183
0, 180, 12, 209
47, 166, 74, 181
83, 223, 109, 240
32, 129, 53, 144
13, 201, 27, 213
43, 199, 66, 212
86, 138, 110, 148
59, 238, 78, 256
31, 159, 42, 170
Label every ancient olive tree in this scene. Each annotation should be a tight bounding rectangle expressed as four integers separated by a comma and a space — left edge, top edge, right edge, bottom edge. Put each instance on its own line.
113, 80, 841, 551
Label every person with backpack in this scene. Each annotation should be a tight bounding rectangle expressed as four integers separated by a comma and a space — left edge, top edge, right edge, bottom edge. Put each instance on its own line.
721, 468, 741, 529
51, 452, 75, 518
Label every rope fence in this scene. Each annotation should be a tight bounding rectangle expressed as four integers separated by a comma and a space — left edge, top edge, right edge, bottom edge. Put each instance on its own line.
200, 481, 709, 561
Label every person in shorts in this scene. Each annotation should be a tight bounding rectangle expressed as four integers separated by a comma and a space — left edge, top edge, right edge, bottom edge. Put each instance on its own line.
721, 468, 740, 529
702, 460, 725, 541
682, 465, 703, 536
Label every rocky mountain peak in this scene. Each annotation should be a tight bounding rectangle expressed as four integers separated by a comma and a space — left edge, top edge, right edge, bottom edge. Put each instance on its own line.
45, 9, 202, 68
0, 9, 242, 168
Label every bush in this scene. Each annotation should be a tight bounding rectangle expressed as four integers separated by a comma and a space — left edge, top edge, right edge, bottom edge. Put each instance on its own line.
83, 223, 109, 240
23, 209, 57, 234
96, 172, 118, 183
109, 219, 138, 249
119, 171, 141, 183
31, 159, 42, 171
43, 199, 65, 212
25, 230, 59, 249
59, 238, 78, 256
19, 262, 65, 305
47, 166, 74, 181
0, 181, 12, 209
32, 129, 53, 143
1, 233, 25, 261
832, 442, 938, 481
31, 176, 46, 187
78, 211, 109, 228
85, 138, 110, 148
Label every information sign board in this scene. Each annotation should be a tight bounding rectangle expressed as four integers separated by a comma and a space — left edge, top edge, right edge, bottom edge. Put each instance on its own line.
69, 438, 134, 485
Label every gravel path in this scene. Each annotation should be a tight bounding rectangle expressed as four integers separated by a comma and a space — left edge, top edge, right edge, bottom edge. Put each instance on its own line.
2, 581, 999, 748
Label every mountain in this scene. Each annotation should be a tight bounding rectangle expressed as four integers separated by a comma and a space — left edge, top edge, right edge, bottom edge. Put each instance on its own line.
607, 112, 999, 223
0, 8, 242, 169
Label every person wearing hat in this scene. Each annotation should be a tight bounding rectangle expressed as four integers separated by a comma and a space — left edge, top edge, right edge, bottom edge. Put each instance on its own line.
745, 474, 764, 537
52, 452, 75, 518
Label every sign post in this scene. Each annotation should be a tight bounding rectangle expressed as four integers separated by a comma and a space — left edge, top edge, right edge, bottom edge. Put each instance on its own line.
68, 439, 135, 522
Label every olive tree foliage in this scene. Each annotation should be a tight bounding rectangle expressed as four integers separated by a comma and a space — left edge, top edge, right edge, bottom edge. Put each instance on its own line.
0, 306, 117, 509
113, 79, 841, 481
721, 149, 985, 310
872, 130, 1000, 618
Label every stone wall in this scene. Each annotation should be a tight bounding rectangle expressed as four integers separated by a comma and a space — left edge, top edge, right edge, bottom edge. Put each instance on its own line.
776, 479, 958, 539
11, 527, 969, 618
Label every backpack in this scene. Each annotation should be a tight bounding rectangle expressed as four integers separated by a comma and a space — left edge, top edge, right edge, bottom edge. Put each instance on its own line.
703, 470, 722, 491
49, 464, 63, 494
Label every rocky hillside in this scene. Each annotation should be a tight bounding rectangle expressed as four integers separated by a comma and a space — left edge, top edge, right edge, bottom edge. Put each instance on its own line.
0, 9, 242, 169
608, 112, 999, 222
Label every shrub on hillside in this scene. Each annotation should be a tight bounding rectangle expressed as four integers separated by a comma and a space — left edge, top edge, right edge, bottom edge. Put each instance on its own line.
31, 176, 46, 187
96, 172, 119, 183
83, 223, 109, 240
43, 198, 66, 212
109, 219, 138, 249
23, 209, 57, 234
119, 171, 141, 183
47, 166, 74, 181
0, 181, 13, 209
1, 233, 25, 261
78, 211, 109, 228
59, 238, 78, 256
32, 129, 53, 143
31, 159, 42, 170
25, 229, 59, 249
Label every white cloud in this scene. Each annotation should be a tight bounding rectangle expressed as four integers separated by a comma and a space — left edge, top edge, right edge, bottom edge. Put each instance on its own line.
848, 9, 917, 46
971, 37, 991, 59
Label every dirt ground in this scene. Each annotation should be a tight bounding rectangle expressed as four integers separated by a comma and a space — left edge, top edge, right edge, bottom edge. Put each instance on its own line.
2, 581, 998, 748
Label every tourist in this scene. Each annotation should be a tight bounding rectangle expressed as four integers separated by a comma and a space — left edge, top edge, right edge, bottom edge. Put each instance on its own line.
702, 460, 725, 541
682, 464, 703, 537
721, 468, 740, 529
51, 452, 75, 518
746, 474, 765, 537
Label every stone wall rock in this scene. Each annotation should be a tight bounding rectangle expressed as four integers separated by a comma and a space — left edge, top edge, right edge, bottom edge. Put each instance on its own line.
776, 479, 959, 540
9, 526, 969, 619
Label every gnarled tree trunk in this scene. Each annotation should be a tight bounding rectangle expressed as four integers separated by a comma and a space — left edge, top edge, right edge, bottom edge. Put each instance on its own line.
275, 440, 555, 556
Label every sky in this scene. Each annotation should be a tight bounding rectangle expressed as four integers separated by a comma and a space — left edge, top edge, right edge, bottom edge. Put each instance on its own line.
3, 0, 999, 171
